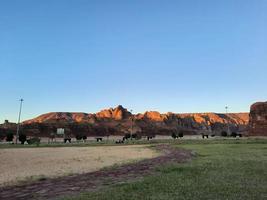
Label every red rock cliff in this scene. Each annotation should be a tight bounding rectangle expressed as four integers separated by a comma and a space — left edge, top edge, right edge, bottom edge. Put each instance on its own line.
249, 102, 267, 136
16, 105, 250, 137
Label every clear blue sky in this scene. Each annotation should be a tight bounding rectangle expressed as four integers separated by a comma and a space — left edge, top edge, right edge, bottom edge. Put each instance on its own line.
1, 0, 266, 122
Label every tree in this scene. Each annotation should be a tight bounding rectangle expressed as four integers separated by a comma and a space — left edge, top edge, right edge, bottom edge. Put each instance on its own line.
19, 133, 27, 144
123, 133, 131, 140
82, 135, 87, 141
27, 137, 41, 145
75, 133, 83, 141
231, 132, 237, 137
6, 132, 14, 142
178, 131, 184, 138
221, 131, 228, 137
0, 128, 6, 141
171, 132, 177, 139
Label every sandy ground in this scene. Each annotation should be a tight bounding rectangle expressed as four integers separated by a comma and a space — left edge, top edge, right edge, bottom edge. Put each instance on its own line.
0, 145, 158, 186
0, 145, 192, 200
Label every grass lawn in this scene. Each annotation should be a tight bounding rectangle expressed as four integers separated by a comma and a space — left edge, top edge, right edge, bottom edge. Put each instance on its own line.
64, 139, 267, 200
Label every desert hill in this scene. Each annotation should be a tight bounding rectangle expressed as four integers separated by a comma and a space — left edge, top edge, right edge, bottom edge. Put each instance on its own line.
15, 105, 249, 138
23, 105, 248, 124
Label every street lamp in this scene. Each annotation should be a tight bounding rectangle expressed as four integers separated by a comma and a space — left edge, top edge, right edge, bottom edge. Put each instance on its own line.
225, 106, 228, 114
225, 106, 230, 135
130, 109, 133, 139
16, 99, 24, 144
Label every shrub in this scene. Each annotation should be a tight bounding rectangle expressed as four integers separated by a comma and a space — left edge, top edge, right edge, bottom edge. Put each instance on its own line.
6, 132, 14, 142
178, 131, 184, 138
75, 134, 83, 141
171, 132, 177, 139
27, 137, 41, 145
201, 133, 209, 139
131, 133, 137, 139
82, 135, 87, 140
19, 133, 27, 144
231, 132, 237, 137
64, 138, 71, 143
131, 133, 141, 140
124, 133, 131, 140
221, 131, 228, 137
146, 135, 154, 140
0, 128, 6, 141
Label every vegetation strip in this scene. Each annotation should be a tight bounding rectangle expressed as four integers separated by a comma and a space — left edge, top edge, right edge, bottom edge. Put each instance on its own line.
0, 145, 192, 200
65, 140, 267, 200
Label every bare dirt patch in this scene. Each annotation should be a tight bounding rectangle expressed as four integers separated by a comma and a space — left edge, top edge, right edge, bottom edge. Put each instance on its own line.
0, 145, 158, 186
0, 145, 192, 200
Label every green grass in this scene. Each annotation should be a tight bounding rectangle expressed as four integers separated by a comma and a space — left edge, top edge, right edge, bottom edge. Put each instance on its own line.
64, 139, 267, 200
1, 137, 266, 149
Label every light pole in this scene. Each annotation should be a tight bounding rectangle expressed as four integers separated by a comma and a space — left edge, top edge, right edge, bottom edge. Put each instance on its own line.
225, 106, 228, 114
225, 106, 230, 136
16, 99, 24, 144
130, 109, 133, 139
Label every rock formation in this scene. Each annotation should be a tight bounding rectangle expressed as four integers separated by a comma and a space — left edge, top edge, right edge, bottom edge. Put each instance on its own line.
96, 105, 131, 120
0, 105, 249, 138
249, 102, 267, 136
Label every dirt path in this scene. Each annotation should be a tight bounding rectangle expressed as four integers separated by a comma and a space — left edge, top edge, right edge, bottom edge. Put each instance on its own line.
0, 145, 193, 200
0, 145, 157, 186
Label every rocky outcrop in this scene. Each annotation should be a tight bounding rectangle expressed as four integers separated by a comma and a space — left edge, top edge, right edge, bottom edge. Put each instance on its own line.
96, 105, 131, 120
1, 105, 249, 138
136, 111, 167, 122
249, 102, 267, 136
23, 112, 94, 124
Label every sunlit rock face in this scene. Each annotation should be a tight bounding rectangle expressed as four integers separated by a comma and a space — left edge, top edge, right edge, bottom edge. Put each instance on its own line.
96, 105, 132, 120
249, 102, 267, 136
136, 111, 168, 122
1, 105, 249, 138
23, 112, 95, 124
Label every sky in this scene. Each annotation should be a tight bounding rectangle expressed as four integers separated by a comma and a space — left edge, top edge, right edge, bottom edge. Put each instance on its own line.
0, 0, 267, 122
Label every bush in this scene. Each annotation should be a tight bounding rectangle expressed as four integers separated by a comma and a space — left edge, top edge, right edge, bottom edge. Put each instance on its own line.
171, 132, 177, 139
0, 128, 6, 141
6, 132, 14, 142
27, 137, 41, 145
146, 135, 154, 140
201, 133, 209, 139
231, 132, 237, 137
178, 131, 184, 138
19, 133, 27, 144
64, 138, 71, 143
124, 133, 131, 140
75, 134, 83, 140
131, 133, 137, 139
132, 133, 141, 140
221, 131, 228, 137
82, 135, 87, 140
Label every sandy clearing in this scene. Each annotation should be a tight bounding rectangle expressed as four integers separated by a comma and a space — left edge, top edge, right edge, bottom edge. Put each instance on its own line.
0, 145, 158, 186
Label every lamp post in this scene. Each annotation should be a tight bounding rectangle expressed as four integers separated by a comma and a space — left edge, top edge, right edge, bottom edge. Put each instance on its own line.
130, 109, 133, 139
225, 106, 228, 114
225, 106, 230, 136
16, 99, 24, 144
